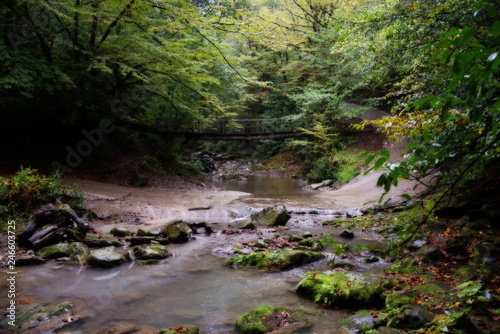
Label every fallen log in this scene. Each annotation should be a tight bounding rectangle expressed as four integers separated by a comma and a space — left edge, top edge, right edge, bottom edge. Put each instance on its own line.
17, 203, 89, 250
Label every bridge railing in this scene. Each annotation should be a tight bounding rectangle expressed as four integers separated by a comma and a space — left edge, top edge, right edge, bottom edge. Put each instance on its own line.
188, 117, 312, 135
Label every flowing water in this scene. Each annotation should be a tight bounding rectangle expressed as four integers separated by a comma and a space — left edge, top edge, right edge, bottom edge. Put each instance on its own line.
15, 176, 388, 333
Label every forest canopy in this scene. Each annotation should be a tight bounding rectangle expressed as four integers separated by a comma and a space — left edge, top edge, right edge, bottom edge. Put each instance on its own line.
1, 0, 499, 191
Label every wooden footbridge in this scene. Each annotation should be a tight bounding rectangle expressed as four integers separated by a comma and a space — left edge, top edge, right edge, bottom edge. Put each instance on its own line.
174, 117, 313, 141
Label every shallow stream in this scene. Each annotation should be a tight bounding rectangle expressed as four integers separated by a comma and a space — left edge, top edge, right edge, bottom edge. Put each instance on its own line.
15, 176, 388, 333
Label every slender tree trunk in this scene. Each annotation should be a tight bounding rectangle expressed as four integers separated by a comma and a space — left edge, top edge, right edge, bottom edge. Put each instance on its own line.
89, 0, 98, 48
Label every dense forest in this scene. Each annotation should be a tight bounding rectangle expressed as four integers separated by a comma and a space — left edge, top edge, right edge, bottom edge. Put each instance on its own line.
1, 0, 499, 228
2, 0, 498, 182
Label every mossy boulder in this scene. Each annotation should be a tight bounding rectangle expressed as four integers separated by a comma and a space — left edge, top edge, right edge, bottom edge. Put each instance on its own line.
0, 301, 78, 333
161, 220, 193, 243
87, 249, 126, 268
295, 272, 403, 308
415, 246, 445, 262
472, 244, 497, 264
235, 306, 309, 334
15, 256, 46, 266
386, 283, 443, 309
298, 237, 324, 251
110, 227, 134, 237
340, 230, 354, 239
250, 205, 291, 226
160, 326, 201, 334
341, 310, 387, 332
129, 236, 155, 245
136, 228, 161, 237
133, 245, 169, 260
226, 250, 325, 271
68, 242, 89, 264
288, 234, 304, 242
38, 243, 74, 259
139, 259, 161, 265
84, 234, 122, 248
387, 306, 434, 329
237, 219, 256, 230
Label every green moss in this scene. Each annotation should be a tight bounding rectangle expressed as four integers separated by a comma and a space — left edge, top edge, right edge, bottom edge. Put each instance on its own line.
1, 301, 74, 331
160, 326, 200, 334
87, 249, 126, 268
235, 306, 293, 334
385, 258, 421, 274
133, 245, 169, 260
298, 238, 324, 251
84, 235, 122, 247
110, 227, 133, 237
226, 250, 325, 271
47, 302, 73, 317
226, 252, 265, 267
288, 311, 307, 323
139, 259, 161, 265
341, 310, 385, 332
386, 283, 443, 310
4, 302, 44, 327
296, 272, 404, 308
68, 242, 89, 264
38, 243, 74, 259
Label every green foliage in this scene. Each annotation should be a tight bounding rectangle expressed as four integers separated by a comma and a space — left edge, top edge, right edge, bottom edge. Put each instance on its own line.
307, 156, 337, 182
0, 0, 250, 165
361, 0, 500, 207
385, 259, 421, 275
0, 167, 83, 232
337, 164, 360, 184
253, 140, 287, 160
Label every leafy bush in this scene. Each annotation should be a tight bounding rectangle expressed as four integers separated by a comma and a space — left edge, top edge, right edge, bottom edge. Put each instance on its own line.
337, 164, 360, 184
254, 140, 287, 160
307, 156, 338, 181
0, 167, 83, 232
306, 148, 362, 183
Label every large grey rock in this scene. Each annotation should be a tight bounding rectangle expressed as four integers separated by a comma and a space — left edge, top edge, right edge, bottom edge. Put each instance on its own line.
129, 236, 155, 246
87, 249, 125, 268
416, 246, 444, 262
161, 220, 193, 243
38, 243, 74, 259
340, 230, 354, 239
236, 219, 255, 230
110, 227, 134, 237
84, 235, 122, 248
310, 180, 333, 190
342, 310, 384, 332
68, 242, 89, 264
133, 245, 169, 260
390, 306, 434, 329
250, 205, 291, 226
0, 301, 80, 333
15, 256, 46, 266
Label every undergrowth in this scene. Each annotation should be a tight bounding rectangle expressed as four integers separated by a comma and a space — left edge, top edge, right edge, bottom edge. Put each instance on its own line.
0, 167, 83, 233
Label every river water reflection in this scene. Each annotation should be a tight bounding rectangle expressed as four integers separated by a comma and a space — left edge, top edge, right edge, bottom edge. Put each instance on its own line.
210, 175, 311, 198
